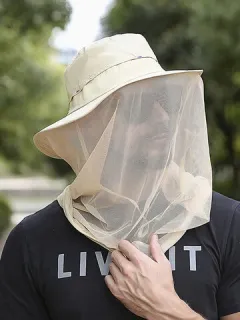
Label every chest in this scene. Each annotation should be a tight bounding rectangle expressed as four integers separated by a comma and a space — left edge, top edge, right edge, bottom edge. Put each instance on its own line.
38, 234, 221, 320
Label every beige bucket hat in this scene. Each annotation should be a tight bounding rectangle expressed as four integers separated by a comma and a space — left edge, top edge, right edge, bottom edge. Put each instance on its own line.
34, 33, 202, 158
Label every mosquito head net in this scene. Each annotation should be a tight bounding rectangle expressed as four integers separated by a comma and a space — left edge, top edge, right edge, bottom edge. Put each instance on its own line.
46, 72, 212, 253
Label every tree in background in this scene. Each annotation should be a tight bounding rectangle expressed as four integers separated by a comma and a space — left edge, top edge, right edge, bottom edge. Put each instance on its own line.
0, 0, 72, 177
0, 195, 12, 238
102, 0, 240, 199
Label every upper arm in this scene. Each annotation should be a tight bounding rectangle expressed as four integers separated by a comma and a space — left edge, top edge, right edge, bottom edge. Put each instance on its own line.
0, 222, 50, 320
217, 204, 240, 318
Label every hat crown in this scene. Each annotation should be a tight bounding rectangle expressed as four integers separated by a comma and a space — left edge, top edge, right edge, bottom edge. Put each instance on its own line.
34, 33, 202, 157
64, 34, 159, 101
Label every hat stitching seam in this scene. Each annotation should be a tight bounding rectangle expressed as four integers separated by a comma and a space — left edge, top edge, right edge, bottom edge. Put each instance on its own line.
68, 56, 157, 104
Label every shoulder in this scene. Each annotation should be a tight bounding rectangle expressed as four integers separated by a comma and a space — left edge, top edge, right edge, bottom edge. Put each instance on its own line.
211, 191, 239, 215
210, 191, 240, 225
214, 194, 240, 317
1, 202, 62, 265
20, 200, 64, 231
207, 191, 240, 253
13, 200, 74, 246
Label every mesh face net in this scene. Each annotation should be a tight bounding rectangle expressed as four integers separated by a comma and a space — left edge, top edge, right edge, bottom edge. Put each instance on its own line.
47, 73, 212, 254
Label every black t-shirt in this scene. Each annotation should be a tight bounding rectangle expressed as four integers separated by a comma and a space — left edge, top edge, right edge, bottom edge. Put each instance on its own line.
0, 192, 240, 320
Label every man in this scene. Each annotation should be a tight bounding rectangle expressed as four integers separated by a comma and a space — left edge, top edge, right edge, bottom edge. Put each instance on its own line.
0, 34, 239, 320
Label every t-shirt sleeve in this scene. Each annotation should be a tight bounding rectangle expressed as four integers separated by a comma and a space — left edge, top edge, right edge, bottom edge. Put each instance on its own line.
217, 203, 240, 317
0, 222, 51, 320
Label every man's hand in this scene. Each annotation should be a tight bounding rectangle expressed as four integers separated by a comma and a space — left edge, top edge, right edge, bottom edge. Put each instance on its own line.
105, 235, 204, 320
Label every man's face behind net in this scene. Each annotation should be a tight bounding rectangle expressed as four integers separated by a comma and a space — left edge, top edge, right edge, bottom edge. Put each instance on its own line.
53, 73, 212, 254
46, 73, 206, 181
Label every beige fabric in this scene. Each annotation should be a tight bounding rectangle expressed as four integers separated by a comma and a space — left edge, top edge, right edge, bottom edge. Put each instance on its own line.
46, 73, 212, 254
33, 33, 202, 158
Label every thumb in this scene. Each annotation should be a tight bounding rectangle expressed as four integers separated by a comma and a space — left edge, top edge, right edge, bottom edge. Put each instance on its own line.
150, 234, 164, 263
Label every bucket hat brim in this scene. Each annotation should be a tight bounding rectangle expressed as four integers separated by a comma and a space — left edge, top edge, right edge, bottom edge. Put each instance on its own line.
34, 69, 202, 158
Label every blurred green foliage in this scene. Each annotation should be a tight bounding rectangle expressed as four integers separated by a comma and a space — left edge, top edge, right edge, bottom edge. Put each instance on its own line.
102, 0, 240, 199
0, 0, 71, 177
0, 0, 239, 200
0, 195, 12, 237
